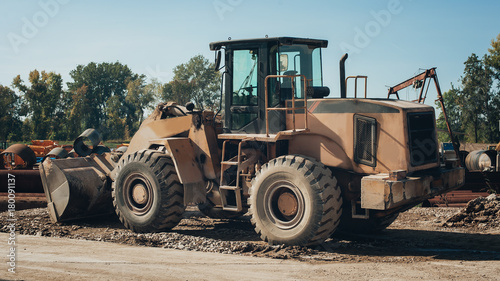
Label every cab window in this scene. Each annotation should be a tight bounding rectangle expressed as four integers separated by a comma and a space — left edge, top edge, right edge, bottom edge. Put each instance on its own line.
231, 49, 258, 129
272, 45, 323, 102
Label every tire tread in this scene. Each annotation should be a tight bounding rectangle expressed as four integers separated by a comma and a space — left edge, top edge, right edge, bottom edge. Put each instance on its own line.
112, 150, 185, 233
249, 155, 343, 246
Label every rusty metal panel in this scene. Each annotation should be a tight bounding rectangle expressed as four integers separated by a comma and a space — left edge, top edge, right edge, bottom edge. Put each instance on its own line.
1, 144, 37, 169
427, 190, 491, 207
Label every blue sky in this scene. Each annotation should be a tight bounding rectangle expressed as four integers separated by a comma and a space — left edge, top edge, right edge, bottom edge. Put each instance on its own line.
1, 0, 499, 107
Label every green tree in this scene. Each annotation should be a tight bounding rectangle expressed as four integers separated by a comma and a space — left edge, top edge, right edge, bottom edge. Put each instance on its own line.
485, 34, 500, 143
161, 55, 221, 110
124, 77, 155, 135
486, 33, 500, 82
105, 94, 127, 140
64, 85, 88, 140
12, 70, 64, 140
436, 34, 500, 144
162, 80, 196, 106
67, 62, 142, 140
459, 54, 495, 142
435, 86, 462, 142
0, 85, 22, 141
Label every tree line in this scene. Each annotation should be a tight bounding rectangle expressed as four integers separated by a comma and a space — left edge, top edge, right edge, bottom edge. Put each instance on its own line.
437, 34, 500, 143
2, 35, 499, 143
0, 55, 220, 141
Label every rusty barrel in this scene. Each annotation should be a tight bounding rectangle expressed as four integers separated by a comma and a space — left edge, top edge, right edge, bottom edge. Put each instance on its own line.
465, 150, 497, 172
39, 154, 115, 222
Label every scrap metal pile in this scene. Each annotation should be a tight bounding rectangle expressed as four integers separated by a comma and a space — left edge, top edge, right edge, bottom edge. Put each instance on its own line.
0, 129, 123, 210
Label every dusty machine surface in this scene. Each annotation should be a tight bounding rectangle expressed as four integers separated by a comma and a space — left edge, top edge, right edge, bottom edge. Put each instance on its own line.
40, 37, 465, 246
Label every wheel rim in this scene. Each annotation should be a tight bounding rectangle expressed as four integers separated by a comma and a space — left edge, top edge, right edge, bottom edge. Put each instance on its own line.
123, 172, 154, 216
264, 180, 305, 230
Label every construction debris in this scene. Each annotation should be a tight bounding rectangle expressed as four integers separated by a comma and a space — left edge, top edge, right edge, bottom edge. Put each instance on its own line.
444, 194, 500, 229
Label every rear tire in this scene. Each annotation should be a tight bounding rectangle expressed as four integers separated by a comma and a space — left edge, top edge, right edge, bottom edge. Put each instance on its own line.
112, 150, 185, 232
249, 155, 342, 246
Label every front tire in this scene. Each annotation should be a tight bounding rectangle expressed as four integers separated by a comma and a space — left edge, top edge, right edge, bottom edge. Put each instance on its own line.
112, 150, 184, 232
249, 155, 342, 246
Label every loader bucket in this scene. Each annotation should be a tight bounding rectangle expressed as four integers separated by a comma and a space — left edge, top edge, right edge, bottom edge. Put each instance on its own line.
39, 153, 116, 222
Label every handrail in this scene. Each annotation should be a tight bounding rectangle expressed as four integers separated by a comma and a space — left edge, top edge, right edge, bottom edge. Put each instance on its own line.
264, 74, 308, 137
345, 75, 368, 98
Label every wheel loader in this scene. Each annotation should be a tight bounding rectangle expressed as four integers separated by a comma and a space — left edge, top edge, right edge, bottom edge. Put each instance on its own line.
39, 37, 465, 246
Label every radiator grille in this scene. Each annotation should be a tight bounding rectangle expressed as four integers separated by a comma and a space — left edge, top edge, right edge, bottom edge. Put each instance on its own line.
407, 112, 438, 166
354, 115, 376, 166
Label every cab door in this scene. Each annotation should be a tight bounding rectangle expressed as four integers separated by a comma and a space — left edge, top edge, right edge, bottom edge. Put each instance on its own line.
227, 48, 260, 133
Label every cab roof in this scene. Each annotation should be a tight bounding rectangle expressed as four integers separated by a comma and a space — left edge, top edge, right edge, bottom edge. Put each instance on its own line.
209, 37, 328, 51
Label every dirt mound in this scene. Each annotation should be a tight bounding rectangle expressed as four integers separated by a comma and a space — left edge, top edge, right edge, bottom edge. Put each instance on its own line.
444, 194, 500, 229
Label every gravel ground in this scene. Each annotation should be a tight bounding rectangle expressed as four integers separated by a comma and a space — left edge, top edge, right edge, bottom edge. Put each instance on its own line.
1, 203, 499, 263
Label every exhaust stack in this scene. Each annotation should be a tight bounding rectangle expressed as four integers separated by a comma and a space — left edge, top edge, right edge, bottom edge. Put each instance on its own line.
340, 53, 348, 98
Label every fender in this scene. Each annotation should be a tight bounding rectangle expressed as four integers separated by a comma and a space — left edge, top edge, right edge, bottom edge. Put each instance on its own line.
155, 137, 204, 185
150, 137, 207, 205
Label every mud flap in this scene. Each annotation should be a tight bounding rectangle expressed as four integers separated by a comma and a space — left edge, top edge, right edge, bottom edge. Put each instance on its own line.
39, 154, 116, 222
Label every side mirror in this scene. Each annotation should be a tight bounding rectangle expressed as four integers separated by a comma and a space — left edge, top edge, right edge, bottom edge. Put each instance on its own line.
214, 50, 221, 71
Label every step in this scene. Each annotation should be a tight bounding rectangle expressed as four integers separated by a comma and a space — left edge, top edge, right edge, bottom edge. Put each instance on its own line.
219, 185, 239, 191
221, 161, 239, 166
221, 206, 240, 212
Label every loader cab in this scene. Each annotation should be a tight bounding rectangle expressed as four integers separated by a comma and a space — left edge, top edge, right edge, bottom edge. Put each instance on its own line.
210, 37, 328, 134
